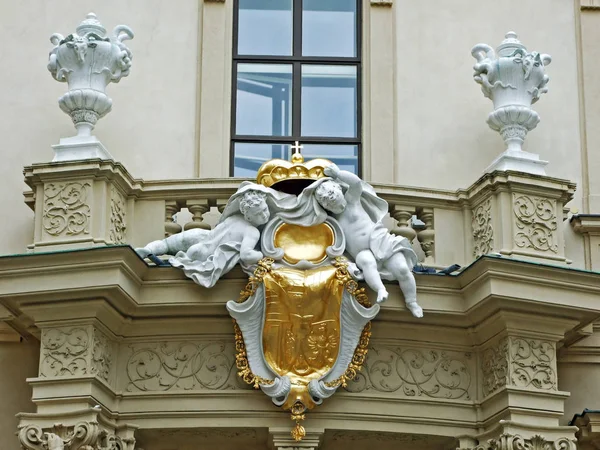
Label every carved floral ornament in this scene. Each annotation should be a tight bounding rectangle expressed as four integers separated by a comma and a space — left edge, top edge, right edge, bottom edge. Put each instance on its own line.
481, 337, 557, 398
43, 182, 91, 237
464, 433, 576, 450
472, 199, 494, 257
40, 327, 114, 385
513, 194, 558, 253
18, 422, 135, 450
109, 186, 127, 244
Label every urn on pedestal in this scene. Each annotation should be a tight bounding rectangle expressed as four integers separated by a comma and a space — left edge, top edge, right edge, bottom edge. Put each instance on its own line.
47, 13, 134, 161
471, 32, 551, 175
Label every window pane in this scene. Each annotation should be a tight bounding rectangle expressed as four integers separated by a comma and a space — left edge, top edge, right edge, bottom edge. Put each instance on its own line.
233, 143, 358, 177
233, 142, 292, 177
302, 144, 358, 174
236, 64, 292, 136
238, 0, 293, 56
301, 65, 357, 138
303, 0, 356, 57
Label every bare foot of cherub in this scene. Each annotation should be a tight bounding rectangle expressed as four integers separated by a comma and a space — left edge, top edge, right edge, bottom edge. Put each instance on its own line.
376, 289, 389, 304
406, 301, 423, 318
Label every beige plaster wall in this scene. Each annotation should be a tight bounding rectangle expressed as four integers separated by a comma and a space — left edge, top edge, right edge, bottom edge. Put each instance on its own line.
392, 0, 582, 197
0, 0, 200, 254
0, 340, 40, 450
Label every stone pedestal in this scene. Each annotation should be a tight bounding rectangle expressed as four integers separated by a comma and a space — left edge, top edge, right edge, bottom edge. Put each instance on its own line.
52, 136, 113, 162
466, 171, 575, 264
484, 149, 548, 176
24, 159, 136, 252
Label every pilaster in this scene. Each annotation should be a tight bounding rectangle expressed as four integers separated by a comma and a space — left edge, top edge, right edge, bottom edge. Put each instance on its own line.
571, 214, 600, 271
473, 311, 578, 432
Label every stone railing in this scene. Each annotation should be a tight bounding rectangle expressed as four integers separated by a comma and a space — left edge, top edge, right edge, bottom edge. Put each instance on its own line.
23, 159, 576, 269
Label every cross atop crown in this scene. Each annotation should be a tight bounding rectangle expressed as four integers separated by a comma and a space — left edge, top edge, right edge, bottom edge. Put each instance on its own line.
290, 141, 304, 163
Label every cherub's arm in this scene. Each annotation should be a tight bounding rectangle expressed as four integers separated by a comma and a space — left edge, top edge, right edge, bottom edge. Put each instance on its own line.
239, 226, 263, 265
324, 163, 362, 203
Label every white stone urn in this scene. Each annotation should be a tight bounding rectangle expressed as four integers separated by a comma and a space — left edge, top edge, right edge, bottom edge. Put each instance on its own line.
47, 13, 134, 161
471, 32, 551, 175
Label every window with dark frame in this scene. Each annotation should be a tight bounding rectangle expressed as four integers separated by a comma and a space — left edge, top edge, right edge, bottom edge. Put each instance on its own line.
231, 0, 361, 177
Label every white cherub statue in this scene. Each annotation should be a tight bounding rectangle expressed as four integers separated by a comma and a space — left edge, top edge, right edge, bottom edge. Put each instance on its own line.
315, 163, 423, 318
135, 183, 294, 287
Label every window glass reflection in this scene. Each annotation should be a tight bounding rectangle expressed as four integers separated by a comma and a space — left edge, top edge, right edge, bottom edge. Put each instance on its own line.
301, 65, 357, 138
236, 64, 292, 136
303, 0, 356, 57
233, 143, 358, 177
238, 0, 293, 56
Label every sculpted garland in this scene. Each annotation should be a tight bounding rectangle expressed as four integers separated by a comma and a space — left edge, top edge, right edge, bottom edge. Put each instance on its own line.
136, 152, 423, 439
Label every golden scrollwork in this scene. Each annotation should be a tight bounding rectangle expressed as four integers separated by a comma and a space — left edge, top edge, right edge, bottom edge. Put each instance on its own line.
233, 320, 274, 389
237, 257, 275, 303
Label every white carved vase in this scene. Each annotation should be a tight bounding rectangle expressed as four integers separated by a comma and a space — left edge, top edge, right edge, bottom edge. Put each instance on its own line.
471, 32, 551, 175
47, 13, 133, 160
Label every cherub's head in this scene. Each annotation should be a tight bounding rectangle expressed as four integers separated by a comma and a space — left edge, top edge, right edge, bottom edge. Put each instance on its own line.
239, 190, 270, 226
315, 181, 346, 214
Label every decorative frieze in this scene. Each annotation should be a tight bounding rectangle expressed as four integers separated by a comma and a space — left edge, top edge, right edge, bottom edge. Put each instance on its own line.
125, 341, 242, 392
481, 336, 556, 398
472, 199, 494, 257
108, 185, 127, 244
345, 345, 473, 400
464, 433, 576, 450
513, 194, 558, 254
40, 326, 115, 384
43, 182, 91, 237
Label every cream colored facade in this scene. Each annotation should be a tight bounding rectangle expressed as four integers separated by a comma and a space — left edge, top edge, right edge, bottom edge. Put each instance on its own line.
1, 1, 600, 449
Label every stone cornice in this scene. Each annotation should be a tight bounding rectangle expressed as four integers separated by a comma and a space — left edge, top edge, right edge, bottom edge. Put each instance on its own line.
581, 0, 600, 10
1, 247, 599, 339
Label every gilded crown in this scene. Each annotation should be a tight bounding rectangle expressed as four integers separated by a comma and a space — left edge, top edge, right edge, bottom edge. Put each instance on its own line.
256, 146, 331, 192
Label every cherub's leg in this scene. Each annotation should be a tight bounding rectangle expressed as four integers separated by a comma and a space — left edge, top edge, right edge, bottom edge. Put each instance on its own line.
186, 242, 208, 261
385, 253, 423, 318
355, 250, 388, 303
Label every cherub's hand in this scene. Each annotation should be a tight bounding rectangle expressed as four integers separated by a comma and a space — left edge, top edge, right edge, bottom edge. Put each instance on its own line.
240, 249, 264, 265
135, 247, 151, 259
324, 163, 340, 178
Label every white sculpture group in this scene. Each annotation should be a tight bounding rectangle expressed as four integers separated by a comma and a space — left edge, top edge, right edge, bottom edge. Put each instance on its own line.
137, 164, 423, 317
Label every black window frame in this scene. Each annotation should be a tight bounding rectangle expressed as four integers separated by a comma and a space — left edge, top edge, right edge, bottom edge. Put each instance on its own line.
230, 0, 363, 176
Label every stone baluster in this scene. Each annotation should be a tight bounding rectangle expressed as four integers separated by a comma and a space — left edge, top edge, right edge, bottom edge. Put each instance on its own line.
184, 200, 211, 231
390, 205, 417, 242
164, 201, 182, 237
216, 198, 229, 216
416, 208, 435, 264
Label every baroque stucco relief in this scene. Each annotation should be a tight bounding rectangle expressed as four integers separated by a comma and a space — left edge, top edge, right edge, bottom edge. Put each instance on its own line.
43, 182, 91, 237
40, 326, 115, 384
481, 337, 556, 398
